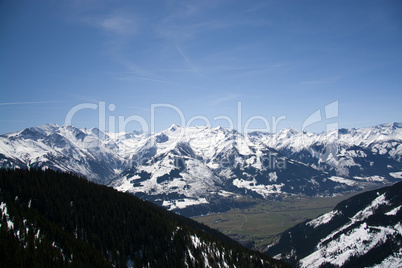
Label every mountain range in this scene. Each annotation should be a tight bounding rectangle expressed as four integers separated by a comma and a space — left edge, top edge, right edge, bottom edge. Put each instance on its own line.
265, 180, 402, 268
1, 122, 401, 216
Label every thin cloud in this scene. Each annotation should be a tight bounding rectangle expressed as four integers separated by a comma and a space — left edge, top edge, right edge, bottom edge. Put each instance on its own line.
112, 74, 204, 90
158, 0, 268, 41
300, 77, 340, 85
204, 93, 242, 107
176, 44, 201, 75
114, 75, 179, 86
176, 45, 192, 66
99, 14, 138, 35
158, 17, 268, 41
0, 101, 62, 106
74, 9, 139, 37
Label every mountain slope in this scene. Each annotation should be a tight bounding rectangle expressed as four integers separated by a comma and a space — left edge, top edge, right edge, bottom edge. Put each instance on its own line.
265, 181, 402, 268
0, 168, 288, 267
109, 125, 358, 216
251, 122, 402, 179
0, 123, 401, 216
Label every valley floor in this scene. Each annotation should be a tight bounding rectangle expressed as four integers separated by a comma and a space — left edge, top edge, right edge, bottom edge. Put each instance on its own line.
193, 191, 363, 250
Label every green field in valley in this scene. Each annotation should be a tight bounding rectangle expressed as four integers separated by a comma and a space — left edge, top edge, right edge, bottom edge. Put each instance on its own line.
193, 192, 361, 250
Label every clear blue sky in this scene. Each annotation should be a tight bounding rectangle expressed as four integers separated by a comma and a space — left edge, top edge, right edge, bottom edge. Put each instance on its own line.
1, 0, 401, 134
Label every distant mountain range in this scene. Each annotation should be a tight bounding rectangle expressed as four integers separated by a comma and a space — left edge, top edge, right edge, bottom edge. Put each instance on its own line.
265, 180, 402, 268
0, 168, 287, 267
1, 122, 401, 216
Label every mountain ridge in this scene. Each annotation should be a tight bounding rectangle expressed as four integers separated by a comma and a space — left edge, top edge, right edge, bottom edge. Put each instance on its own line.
1, 122, 401, 216
265, 180, 402, 268
0, 168, 288, 267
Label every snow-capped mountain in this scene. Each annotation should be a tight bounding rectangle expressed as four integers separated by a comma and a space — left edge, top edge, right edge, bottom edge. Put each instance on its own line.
250, 122, 402, 179
0, 124, 132, 184
108, 124, 354, 216
0, 123, 401, 216
265, 180, 402, 268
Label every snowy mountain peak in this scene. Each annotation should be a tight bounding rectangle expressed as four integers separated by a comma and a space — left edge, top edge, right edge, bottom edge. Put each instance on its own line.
337, 128, 349, 135
17, 123, 60, 138
374, 122, 402, 135
277, 128, 300, 138
168, 123, 181, 132
391, 122, 402, 129
1, 122, 401, 215
90, 127, 107, 138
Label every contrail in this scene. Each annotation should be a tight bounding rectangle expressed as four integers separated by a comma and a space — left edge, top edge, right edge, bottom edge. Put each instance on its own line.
0, 101, 61, 106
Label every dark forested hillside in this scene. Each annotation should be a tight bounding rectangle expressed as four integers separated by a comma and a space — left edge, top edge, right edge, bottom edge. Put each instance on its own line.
0, 168, 288, 267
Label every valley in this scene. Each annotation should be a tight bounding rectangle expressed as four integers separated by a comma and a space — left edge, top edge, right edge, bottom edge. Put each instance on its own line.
193, 191, 362, 249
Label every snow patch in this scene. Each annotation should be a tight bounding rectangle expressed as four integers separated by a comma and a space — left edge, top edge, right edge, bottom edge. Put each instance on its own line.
190, 234, 202, 248
307, 210, 340, 228
0, 202, 14, 229
218, 190, 236, 197
354, 176, 386, 182
385, 205, 401, 216
389, 172, 402, 179
233, 178, 284, 197
328, 176, 357, 186
352, 193, 389, 222
162, 198, 208, 210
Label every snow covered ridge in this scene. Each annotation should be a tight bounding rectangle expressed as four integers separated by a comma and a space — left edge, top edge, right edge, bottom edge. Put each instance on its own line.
0, 122, 402, 216
265, 181, 402, 268
306, 210, 341, 229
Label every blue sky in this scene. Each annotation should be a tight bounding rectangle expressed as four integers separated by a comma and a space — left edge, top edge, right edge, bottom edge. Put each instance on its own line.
1, 0, 401, 134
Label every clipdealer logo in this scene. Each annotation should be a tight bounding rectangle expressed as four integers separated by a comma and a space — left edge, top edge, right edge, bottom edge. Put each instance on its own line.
301, 101, 339, 164
64, 100, 340, 170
